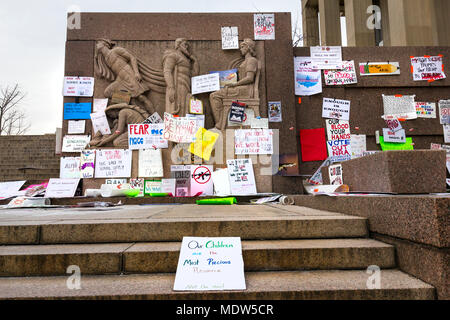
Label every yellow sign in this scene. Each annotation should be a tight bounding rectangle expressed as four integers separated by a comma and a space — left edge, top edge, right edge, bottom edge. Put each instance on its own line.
189, 127, 219, 161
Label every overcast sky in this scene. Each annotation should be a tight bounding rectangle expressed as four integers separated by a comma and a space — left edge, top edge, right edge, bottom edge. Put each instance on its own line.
0, 0, 302, 135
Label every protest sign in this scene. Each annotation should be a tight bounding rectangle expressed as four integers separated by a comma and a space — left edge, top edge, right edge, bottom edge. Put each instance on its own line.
268, 101, 282, 122
411, 56, 446, 81
221, 26, 239, 49
0, 181, 26, 200
322, 98, 350, 121
186, 114, 205, 130
189, 98, 203, 114
68, 120, 85, 134
189, 127, 219, 161
379, 137, 414, 151
359, 62, 400, 76
128, 123, 168, 150
63, 77, 94, 97
62, 135, 90, 152
60, 157, 81, 179
250, 118, 269, 129
350, 134, 366, 159
80, 150, 95, 178
130, 178, 144, 197
163, 113, 198, 143
44, 178, 80, 198
444, 125, 450, 144
142, 112, 163, 124
227, 158, 257, 195
138, 149, 163, 177
310, 46, 343, 69
415, 102, 436, 118
385, 119, 403, 133
93, 98, 108, 112
382, 95, 417, 120
325, 119, 350, 141
190, 165, 214, 196
162, 179, 176, 196
95, 149, 132, 178
228, 108, 254, 127
212, 168, 231, 196
90, 111, 111, 135
171, 165, 191, 197
382, 128, 406, 143
209, 69, 238, 88
64, 103, 92, 120
438, 100, 450, 124
229, 101, 246, 123
254, 13, 275, 40
300, 128, 328, 162
173, 237, 246, 291
144, 180, 162, 194
235, 129, 273, 155
324, 60, 357, 85
294, 57, 322, 96
328, 164, 343, 185
327, 139, 351, 162
307, 157, 336, 185
192, 73, 220, 95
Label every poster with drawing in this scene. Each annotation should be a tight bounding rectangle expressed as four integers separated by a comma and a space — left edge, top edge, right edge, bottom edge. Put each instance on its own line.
80, 150, 95, 178
254, 13, 275, 40
294, 57, 322, 96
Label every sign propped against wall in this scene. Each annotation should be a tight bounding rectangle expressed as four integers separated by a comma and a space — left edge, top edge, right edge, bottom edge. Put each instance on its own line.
328, 164, 343, 186
95, 149, 132, 178
44, 178, 80, 198
359, 62, 400, 76
310, 46, 343, 69
62, 135, 90, 152
221, 26, 239, 50
129, 123, 168, 150
254, 13, 275, 40
190, 165, 214, 196
322, 98, 350, 121
227, 158, 257, 195
63, 77, 94, 97
0, 181, 26, 200
294, 57, 322, 96
60, 157, 81, 179
411, 55, 446, 81
173, 237, 246, 291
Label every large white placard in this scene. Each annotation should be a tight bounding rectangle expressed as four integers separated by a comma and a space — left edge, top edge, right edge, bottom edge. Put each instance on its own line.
68, 120, 86, 134
95, 149, 132, 178
254, 13, 275, 40
138, 149, 164, 177
382, 95, 417, 120
90, 111, 111, 135
0, 181, 26, 200
60, 157, 81, 179
44, 178, 80, 198
227, 158, 257, 195
322, 98, 350, 121
411, 56, 446, 81
163, 113, 198, 143
310, 46, 343, 69
62, 135, 90, 153
173, 237, 246, 291
294, 57, 322, 96
221, 26, 239, 50
234, 129, 273, 155
63, 76, 94, 97
192, 73, 220, 95
128, 123, 168, 150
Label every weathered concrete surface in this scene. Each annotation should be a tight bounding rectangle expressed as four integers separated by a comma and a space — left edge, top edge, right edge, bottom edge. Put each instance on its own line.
0, 270, 434, 300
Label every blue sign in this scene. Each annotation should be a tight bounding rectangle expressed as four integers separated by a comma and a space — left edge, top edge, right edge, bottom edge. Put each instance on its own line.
64, 103, 92, 120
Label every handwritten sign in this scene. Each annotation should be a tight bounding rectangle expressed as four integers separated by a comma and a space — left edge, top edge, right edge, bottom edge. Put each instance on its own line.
173, 237, 246, 291
382, 128, 406, 143
294, 57, 322, 96
80, 150, 95, 179
68, 120, 85, 134
221, 26, 239, 50
128, 123, 168, 150
322, 98, 350, 121
142, 112, 163, 124
254, 13, 275, 40
439, 100, 450, 124
138, 149, 163, 177
411, 56, 446, 81
63, 77, 94, 97
64, 103, 92, 120
163, 113, 198, 143
385, 119, 403, 133
382, 95, 417, 120
268, 101, 282, 122
90, 111, 111, 135
415, 102, 436, 118
350, 134, 366, 159
327, 139, 351, 162
44, 178, 80, 198
190, 165, 214, 196
189, 127, 219, 161
189, 98, 203, 114
62, 135, 90, 153
328, 164, 343, 185
326, 119, 350, 141
60, 157, 81, 179
235, 129, 273, 155
227, 158, 257, 195
192, 73, 220, 95
95, 149, 132, 178
359, 62, 400, 76
93, 98, 108, 112
310, 46, 343, 70
324, 60, 357, 85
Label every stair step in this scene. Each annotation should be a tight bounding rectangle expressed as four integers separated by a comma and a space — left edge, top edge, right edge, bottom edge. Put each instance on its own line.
0, 239, 395, 276
0, 270, 435, 300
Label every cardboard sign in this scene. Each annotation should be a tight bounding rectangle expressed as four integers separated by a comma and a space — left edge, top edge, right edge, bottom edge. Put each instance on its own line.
294, 57, 322, 96
209, 69, 238, 88
171, 165, 191, 197
229, 101, 246, 123
415, 102, 436, 118
328, 164, 343, 185
350, 134, 367, 159
173, 237, 246, 291
64, 103, 92, 120
310, 46, 343, 70
91, 111, 111, 135
189, 127, 219, 161
327, 139, 351, 162
138, 149, 163, 177
95, 149, 132, 178
162, 179, 176, 196
93, 98, 108, 112
128, 123, 168, 150
62, 135, 90, 152
44, 178, 80, 198
382, 95, 417, 120
439, 100, 450, 124
322, 98, 350, 121
254, 13, 275, 40
0, 181, 26, 200
385, 119, 403, 133
268, 101, 282, 122
190, 165, 214, 196
189, 98, 204, 114
68, 120, 86, 134
63, 77, 94, 97
227, 158, 257, 195
325, 119, 350, 141
382, 128, 406, 143
80, 150, 95, 179
359, 62, 400, 76
411, 56, 446, 81
235, 129, 273, 155
250, 118, 269, 129
60, 157, 81, 179
221, 26, 239, 50
130, 178, 144, 197
212, 168, 232, 196
324, 60, 357, 85
142, 112, 163, 124
163, 113, 198, 143
192, 73, 220, 95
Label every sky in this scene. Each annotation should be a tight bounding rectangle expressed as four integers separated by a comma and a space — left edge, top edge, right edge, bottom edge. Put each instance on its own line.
0, 0, 305, 135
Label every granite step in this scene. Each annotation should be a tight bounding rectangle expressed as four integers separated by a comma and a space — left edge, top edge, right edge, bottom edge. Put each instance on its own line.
0, 239, 395, 277
0, 270, 435, 300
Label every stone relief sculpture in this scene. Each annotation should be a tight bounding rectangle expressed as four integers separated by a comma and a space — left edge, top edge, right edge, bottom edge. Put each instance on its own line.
162, 38, 200, 116
90, 103, 149, 148
209, 38, 261, 130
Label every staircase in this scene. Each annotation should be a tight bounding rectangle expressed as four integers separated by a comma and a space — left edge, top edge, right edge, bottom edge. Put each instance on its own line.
0, 204, 435, 299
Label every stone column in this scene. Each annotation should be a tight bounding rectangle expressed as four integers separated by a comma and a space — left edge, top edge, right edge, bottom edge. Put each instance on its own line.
318, 0, 342, 46
302, 0, 320, 46
344, 0, 375, 46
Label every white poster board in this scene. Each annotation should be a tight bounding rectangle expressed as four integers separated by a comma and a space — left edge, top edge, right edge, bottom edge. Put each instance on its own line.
138, 149, 163, 177
128, 123, 168, 150
60, 157, 81, 179
254, 13, 275, 40
310, 46, 343, 69
44, 178, 80, 198
68, 120, 86, 134
294, 57, 322, 96
63, 76, 94, 97
62, 135, 90, 152
0, 181, 26, 200
322, 98, 350, 120
90, 111, 111, 135
227, 158, 257, 195
192, 73, 220, 95
382, 95, 417, 120
221, 26, 239, 50
234, 129, 273, 155
382, 128, 406, 143
173, 237, 246, 291
95, 149, 132, 178
212, 168, 232, 196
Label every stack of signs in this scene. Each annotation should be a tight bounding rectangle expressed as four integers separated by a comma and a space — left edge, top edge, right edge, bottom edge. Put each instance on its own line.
359, 62, 400, 76
411, 56, 446, 81
382, 95, 417, 120
63, 77, 94, 97
415, 102, 436, 118
80, 150, 95, 178
163, 113, 198, 143
209, 70, 238, 88
128, 123, 168, 150
268, 101, 282, 122
171, 165, 191, 197
382, 128, 406, 143
234, 129, 273, 155
94, 149, 132, 178
62, 135, 90, 152
253, 13, 275, 40
322, 98, 350, 121
138, 149, 163, 177
60, 157, 81, 179
221, 26, 239, 50
324, 60, 357, 86
325, 119, 351, 162
190, 165, 214, 196
229, 102, 246, 123
192, 73, 220, 95
226, 159, 257, 195
0, 181, 26, 200
173, 237, 246, 291
328, 164, 343, 185
294, 57, 322, 96
310, 46, 343, 69
90, 111, 111, 135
